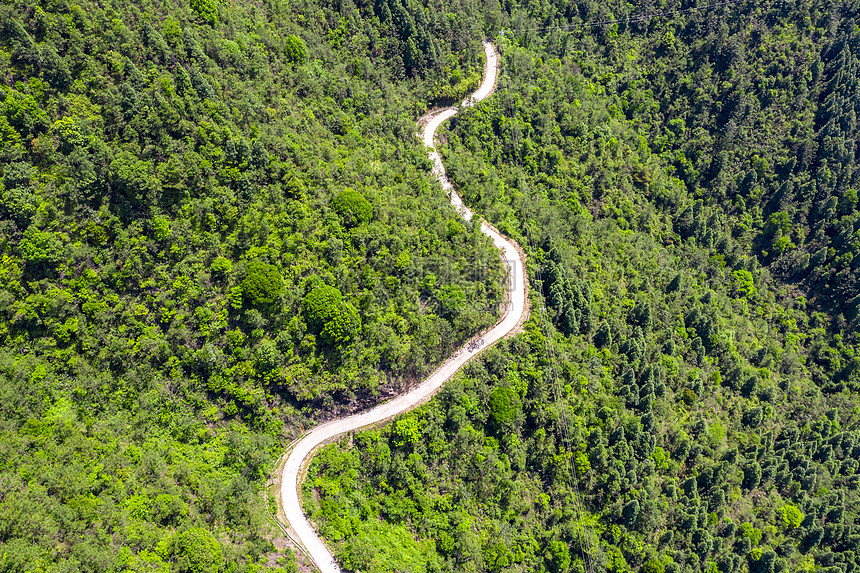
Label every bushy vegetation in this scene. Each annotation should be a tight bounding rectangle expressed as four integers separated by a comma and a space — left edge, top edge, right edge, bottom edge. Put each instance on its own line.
332, 187, 373, 228
3, 0, 859, 570
0, 0, 508, 569
306, 1, 860, 573
241, 259, 285, 310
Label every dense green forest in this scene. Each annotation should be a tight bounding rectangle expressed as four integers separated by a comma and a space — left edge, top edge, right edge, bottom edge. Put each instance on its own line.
0, 0, 510, 570
302, 1, 860, 573
2, 0, 860, 571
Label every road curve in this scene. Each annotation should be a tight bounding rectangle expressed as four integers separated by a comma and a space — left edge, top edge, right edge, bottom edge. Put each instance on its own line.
279, 41, 528, 573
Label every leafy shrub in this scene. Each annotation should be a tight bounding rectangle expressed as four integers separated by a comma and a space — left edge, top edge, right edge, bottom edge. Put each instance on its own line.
438, 283, 465, 319
256, 339, 279, 371
19, 228, 65, 267
284, 34, 307, 65
152, 215, 170, 241
488, 386, 520, 428
321, 303, 361, 345
302, 282, 361, 345
643, 559, 666, 573
241, 260, 284, 309
778, 504, 804, 529
302, 283, 342, 333
171, 527, 223, 573
545, 539, 571, 573
392, 415, 421, 447
110, 151, 162, 210
52, 116, 85, 152
2, 89, 49, 137
210, 256, 232, 276
332, 188, 372, 227
338, 520, 433, 572
190, 0, 218, 25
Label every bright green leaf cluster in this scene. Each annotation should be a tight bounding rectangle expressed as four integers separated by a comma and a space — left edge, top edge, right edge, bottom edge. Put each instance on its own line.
241, 260, 284, 309
332, 188, 372, 227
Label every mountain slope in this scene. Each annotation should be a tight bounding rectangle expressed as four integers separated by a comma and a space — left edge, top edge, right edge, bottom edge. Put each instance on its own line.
304, 3, 860, 573
0, 0, 507, 570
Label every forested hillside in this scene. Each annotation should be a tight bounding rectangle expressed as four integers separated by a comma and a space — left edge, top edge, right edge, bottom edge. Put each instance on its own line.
0, 0, 509, 570
2, 0, 860, 571
303, 1, 860, 573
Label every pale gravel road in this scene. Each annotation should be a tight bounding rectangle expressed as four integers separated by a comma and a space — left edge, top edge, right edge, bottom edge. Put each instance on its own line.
279, 41, 528, 573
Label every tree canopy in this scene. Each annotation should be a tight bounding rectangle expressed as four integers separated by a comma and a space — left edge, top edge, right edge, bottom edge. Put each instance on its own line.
241, 259, 284, 310
304, 2, 860, 573
0, 0, 504, 569
1, 0, 859, 571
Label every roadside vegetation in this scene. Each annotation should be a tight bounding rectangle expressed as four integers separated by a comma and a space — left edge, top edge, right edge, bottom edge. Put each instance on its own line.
306, 2, 860, 573
0, 0, 505, 570
1, 0, 858, 571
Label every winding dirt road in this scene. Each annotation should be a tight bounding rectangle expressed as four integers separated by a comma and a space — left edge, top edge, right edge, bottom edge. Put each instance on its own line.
278, 41, 528, 573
